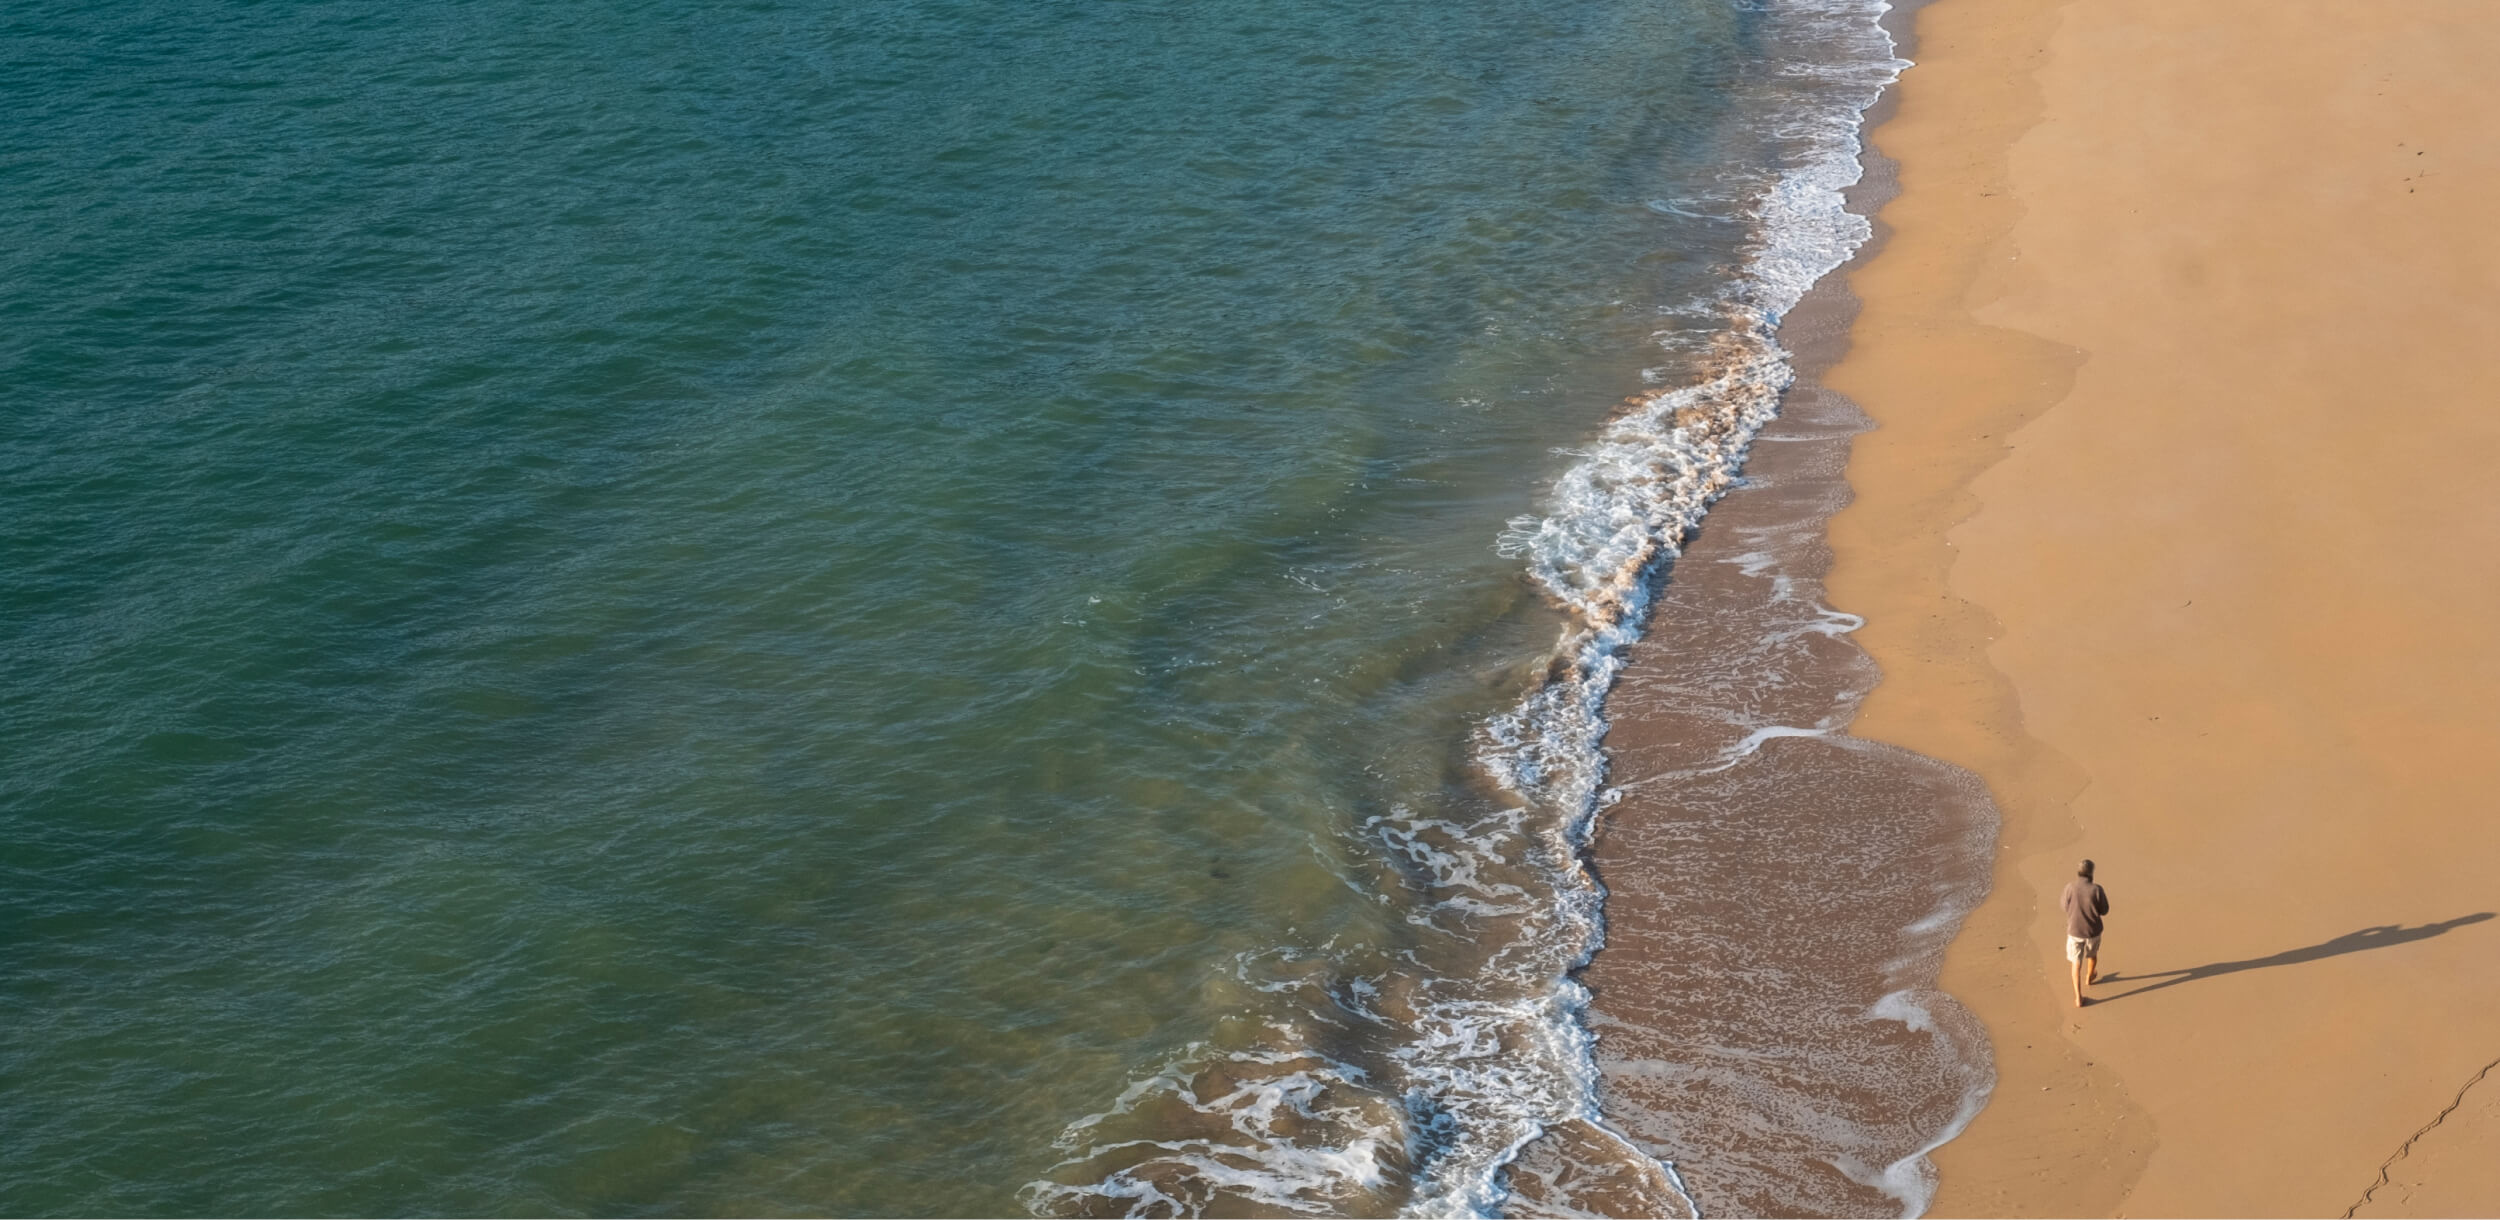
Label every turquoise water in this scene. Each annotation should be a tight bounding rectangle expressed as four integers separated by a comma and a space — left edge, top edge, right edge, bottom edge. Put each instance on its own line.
0, 0, 1889, 1214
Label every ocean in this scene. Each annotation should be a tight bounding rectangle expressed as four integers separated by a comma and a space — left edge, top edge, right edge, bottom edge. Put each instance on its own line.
0, 0, 1966, 1215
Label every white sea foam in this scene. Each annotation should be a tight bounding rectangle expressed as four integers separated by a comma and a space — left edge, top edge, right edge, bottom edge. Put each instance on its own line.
1841, 989, 1996, 1217
1466, 0, 1913, 1213
1025, 3, 1915, 1216
1023, 1038, 1407, 1217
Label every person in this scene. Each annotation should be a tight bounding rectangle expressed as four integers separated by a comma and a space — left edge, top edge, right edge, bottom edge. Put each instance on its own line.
2061, 859, 2111, 1007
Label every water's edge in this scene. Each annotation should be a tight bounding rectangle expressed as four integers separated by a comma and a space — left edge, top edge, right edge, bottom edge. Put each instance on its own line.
1016, 2, 1977, 1213
1556, 0, 2008, 1214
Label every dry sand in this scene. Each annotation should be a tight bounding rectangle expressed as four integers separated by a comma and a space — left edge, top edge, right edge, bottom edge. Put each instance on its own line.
1824, 0, 2500, 1213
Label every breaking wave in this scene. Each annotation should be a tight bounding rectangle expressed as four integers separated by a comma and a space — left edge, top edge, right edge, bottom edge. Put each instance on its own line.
1024, 3, 1910, 1215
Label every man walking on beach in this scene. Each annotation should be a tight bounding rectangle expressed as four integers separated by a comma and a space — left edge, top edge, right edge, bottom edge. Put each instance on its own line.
2063, 859, 2110, 1007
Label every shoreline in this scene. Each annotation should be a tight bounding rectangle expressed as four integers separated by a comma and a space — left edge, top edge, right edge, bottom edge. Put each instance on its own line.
1827, 0, 2500, 1214
1574, 2, 2010, 1213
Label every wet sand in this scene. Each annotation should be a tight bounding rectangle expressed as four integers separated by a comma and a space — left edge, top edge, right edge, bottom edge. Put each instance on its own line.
1575, 8, 2006, 1211
1821, 0, 2500, 1214
1579, 262, 2000, 1216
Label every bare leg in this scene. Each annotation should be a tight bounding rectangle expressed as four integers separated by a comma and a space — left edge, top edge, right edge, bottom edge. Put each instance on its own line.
2086, 951, 2100, 986
2071, 953, 2086, 1007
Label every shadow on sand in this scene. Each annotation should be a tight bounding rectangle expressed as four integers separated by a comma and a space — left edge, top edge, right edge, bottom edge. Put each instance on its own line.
2093, 912, 2495, 1005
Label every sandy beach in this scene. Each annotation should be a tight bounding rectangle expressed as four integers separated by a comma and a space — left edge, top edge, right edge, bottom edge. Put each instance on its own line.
1823, 0, 2500, 1213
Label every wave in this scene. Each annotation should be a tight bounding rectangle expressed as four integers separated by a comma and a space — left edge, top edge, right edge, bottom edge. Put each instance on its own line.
1024, 2, 1910, 1215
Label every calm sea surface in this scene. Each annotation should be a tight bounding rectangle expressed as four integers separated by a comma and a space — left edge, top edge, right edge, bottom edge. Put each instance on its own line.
1, 1, 1894, 1213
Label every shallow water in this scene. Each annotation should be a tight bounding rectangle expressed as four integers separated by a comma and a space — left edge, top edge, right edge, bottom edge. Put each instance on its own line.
3, 0, 1914, 1214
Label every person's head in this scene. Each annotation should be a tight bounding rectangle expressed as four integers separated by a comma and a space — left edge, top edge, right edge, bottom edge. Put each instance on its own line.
2078, 859, 2096, 880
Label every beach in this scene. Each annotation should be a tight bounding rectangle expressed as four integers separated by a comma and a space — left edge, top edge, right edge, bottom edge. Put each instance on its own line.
1821, 0, 2500, 1214
15, 0, 2497, 1212
6, 1, 1945, 1212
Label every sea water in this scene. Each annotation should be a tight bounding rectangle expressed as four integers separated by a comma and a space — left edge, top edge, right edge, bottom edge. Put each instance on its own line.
2, 0, 1914, 1213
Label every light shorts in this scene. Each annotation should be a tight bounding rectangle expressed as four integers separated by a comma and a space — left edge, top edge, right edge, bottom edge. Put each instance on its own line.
2065, 934, 2102, 963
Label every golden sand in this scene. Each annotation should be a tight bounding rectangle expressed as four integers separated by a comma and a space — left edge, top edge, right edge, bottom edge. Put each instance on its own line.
1825, 0, 2500, 1213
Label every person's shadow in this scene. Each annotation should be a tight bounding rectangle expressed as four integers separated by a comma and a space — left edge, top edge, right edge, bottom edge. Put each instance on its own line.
2094, 913, 2494, 1005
